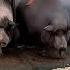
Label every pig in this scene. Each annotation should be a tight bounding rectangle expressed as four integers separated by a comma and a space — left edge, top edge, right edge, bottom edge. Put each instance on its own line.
16, 0, 69, 58
0, 0, 19, 55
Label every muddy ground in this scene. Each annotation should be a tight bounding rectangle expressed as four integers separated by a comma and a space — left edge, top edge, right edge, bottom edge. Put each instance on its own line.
0, 46, 70, 70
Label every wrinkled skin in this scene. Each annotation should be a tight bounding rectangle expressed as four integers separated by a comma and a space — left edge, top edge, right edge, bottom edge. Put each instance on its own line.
16, 0, 69, 58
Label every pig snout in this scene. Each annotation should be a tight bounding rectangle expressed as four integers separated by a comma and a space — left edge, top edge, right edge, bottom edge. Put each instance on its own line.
53, 30, 67, 49
54, 35, 67, 57
0, 29, 10, 47
54, 35, 67, 49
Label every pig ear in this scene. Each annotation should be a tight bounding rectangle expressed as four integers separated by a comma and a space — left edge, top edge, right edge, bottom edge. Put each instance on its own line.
44, 25, 54, 31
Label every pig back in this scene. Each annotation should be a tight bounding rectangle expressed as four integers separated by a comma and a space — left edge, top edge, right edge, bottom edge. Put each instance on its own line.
23, 0, 67, 33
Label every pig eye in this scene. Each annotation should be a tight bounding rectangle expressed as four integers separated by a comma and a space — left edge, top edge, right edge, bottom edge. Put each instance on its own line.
0, 17, 15, 29
46, 31, 55, 36
54, 29, 67, 36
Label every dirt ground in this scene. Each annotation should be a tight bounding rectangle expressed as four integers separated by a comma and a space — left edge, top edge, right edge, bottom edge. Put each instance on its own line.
0, 46, 70, 70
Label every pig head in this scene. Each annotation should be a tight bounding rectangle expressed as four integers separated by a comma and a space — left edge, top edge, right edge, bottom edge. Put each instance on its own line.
0, 0, 19, 48
41, 11, 68, 52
